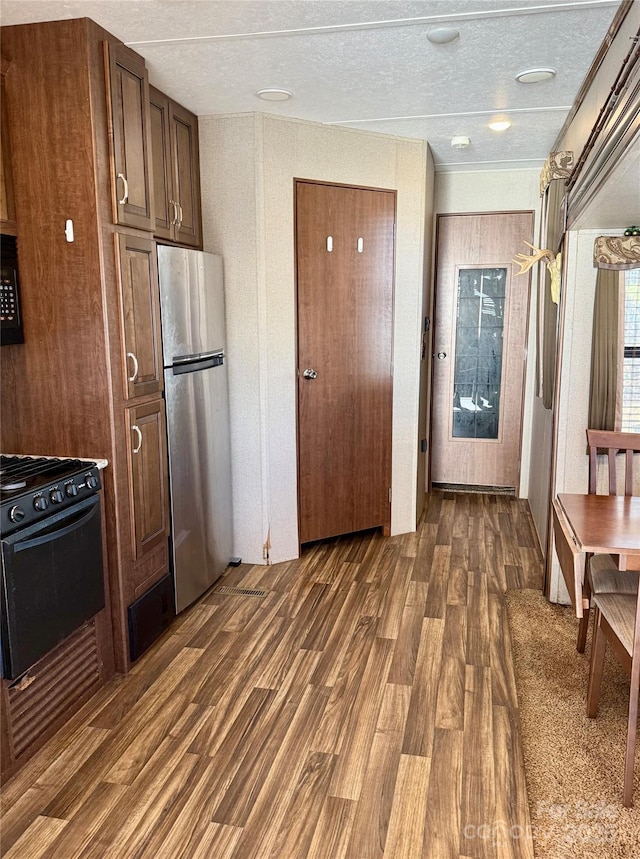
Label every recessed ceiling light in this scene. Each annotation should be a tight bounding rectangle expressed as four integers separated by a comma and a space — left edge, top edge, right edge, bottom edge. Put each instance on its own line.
515, 68, 556, 84
451, 136, 470, 149
489, 120, 512, 132
256, 88, 293, 101
427, 27, 460, 45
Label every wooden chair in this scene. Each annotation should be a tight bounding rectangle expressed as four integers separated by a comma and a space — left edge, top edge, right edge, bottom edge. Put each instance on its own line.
576, 430, 640, 653
587, 589, 640, 806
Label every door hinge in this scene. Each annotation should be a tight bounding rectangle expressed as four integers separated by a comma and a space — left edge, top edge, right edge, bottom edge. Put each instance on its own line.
388, 487, 392, 503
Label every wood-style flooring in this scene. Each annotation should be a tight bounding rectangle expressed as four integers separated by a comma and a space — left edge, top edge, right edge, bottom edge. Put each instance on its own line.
1, 491, 543, 858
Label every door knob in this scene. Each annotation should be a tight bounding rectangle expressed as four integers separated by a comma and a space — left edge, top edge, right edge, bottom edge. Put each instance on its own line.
437, 352, 447, 360
302, 368, 318, 380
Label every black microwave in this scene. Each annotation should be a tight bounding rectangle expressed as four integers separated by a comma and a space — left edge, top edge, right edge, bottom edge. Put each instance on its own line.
0, 234, 24, 345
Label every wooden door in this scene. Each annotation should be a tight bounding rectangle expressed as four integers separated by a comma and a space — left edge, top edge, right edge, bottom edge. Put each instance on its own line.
106, 42, 154, 231
127, 398, 169, 560
170, 101, 202, 248
116, 233, 163, 400
296, 180, 395, 544
431, 212, 533, 489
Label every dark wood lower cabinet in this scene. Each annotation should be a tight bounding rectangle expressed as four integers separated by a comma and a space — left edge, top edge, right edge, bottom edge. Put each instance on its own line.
127, 398, 170, 564
116, 232, 163, 400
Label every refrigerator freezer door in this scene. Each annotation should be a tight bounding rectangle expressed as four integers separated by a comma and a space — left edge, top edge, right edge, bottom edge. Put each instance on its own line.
164, 361, 233, 612
157, 246, 226, 363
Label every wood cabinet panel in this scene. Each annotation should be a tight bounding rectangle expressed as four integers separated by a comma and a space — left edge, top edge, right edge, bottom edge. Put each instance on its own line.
0, 63, 17, 235
149, 89, 172, 241
116, 232, 163, 399
171, 101, 202, 248
127, 399, 169, 561
106, 42, 154, 231
149, 86, 202, 248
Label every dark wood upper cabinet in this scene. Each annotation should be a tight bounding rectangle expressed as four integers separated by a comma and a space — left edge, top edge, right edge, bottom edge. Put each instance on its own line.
149, 86, 202, 248
116, 233, 163, 400
149, 89, 173, 241
106, 42, 155, 231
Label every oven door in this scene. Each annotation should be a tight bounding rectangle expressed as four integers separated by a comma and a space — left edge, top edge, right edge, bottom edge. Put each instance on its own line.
0, 494, 105, 680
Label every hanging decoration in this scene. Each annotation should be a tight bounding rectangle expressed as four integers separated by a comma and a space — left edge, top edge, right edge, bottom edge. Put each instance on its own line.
512, 242, 562, 304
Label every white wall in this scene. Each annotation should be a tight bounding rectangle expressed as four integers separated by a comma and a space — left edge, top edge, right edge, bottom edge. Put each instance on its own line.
434, 168, 541, 505
199, 113, 430, 564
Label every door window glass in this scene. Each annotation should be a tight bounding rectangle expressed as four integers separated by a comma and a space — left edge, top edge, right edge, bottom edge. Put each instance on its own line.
453, 268, 506, 439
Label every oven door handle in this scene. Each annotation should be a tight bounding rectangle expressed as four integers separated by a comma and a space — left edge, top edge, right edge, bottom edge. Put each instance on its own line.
11, 499, 100, 553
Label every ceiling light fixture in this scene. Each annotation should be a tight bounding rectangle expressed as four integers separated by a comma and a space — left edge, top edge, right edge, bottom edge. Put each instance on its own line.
489, 119, 512, 132
427, 27, 460, 45
451, 136, 470, 150
256, 88, 293, 101
515, 68, 556, 84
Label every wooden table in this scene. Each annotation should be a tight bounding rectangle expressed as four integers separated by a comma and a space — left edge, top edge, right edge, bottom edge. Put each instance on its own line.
552, 493, 640, 617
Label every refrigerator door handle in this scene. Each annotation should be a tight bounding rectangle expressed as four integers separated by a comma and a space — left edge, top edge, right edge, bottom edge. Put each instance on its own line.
172, 353, 224, 375
173, 350, 224, 366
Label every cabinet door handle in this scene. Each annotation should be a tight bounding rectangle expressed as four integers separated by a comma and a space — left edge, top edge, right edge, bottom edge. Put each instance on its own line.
117, 173, 129, 205
169, 200, 178, 225
132, 424, 143, 454
127, 351, 139, 382
177, 203, 183, 228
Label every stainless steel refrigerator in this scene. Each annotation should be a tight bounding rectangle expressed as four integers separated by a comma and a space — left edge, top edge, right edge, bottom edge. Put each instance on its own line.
157, 246, 233, 613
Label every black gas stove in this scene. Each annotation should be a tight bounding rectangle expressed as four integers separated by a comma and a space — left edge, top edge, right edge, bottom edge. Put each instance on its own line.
0, 455, 101, 536
1, 455, 105, 680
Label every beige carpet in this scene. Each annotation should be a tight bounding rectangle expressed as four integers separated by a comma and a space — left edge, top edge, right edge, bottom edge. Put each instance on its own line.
505, 589, 640, 858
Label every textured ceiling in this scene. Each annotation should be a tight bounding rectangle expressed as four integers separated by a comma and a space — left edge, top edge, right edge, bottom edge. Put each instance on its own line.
0, 0, 623, 171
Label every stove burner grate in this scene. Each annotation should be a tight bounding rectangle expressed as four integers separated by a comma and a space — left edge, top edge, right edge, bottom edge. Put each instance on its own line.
0, 478, 27, 492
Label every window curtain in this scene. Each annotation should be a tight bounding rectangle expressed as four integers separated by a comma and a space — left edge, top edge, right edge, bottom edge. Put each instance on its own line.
588, 268, 621, 431
588, 235, 640, 430
540, 178, 564, 409
593, 235, 640, 270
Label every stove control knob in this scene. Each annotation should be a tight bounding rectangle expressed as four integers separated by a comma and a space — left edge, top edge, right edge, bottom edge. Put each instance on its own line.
50, 489, 64, 504
85, 474, 99, 490
34, 496, 49, 511
65, 483, 79, 497
9, 505, 25, 523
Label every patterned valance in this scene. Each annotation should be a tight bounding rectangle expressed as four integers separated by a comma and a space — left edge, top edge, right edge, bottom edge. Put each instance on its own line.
539, 151, 573, 196
593, 235, 640, 270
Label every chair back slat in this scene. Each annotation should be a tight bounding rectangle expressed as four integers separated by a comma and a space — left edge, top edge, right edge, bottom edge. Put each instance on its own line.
625, 449, 634, 496
585, 429, 640, 497
608, 449, 617, 494
588, 443, 598, 494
